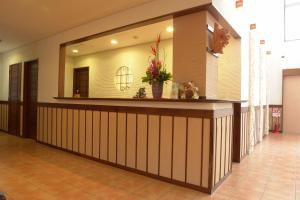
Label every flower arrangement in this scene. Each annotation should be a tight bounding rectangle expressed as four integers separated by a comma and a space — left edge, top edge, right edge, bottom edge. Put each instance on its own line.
142, 34, 172, 98
142, 34, 172, 85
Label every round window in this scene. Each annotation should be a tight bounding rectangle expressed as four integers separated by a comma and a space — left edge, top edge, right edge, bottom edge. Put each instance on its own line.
115, 66, 133, 91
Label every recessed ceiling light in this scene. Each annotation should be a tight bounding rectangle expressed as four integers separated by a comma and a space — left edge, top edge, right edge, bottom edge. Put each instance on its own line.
166, 26, 174, 33
72, 49, 79, 53
111, 39, 118, 45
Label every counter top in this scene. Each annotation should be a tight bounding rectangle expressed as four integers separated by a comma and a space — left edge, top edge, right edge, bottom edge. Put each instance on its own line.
53, 97, 246, 104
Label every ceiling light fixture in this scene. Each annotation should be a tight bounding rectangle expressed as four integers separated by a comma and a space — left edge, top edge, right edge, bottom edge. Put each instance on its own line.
72, 49, 79, 53
166, 26, 174, 33
111, 39, 118, 45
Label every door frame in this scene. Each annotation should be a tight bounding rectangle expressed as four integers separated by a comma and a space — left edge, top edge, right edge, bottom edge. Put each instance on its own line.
23, 59, 39, 139
282, 68, 300, 133
8, 63, 22, 136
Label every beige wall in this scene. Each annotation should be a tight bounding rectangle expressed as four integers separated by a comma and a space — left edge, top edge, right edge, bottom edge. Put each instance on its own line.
173, 11, 207, 97
218, 38, 241, 100
65, 39, 173, 98
283, 76, 300, 134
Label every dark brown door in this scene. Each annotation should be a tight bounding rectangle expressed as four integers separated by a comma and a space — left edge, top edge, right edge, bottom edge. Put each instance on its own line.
23, 60, 39, 139
73, 67, 89, 97
8, 63, 22, 136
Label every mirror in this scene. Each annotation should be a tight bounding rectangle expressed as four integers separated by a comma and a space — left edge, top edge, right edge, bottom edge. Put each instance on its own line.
64, 19, 173, 98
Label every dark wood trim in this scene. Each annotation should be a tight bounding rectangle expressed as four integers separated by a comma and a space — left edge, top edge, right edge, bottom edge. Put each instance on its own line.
232, 103, 242, 163
283, 68, 300, 76
38, 102, 216, 118
58, 44, 66, 97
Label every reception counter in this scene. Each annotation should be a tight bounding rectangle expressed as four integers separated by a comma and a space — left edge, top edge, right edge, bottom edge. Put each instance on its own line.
36, 98, 234, 194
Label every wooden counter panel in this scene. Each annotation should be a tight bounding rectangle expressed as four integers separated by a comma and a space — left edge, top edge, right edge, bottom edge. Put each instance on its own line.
36, 102, 234, 194
0, 103, 9, 132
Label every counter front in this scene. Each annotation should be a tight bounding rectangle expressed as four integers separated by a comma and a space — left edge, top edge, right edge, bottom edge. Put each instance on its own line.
37, 99, 235, 193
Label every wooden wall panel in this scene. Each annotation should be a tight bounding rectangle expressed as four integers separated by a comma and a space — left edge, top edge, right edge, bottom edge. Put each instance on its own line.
61, 109, 68, 148
214, 118, 221, 184
86, 110, 93, 156
73, 110, 79, 152
52, 108, 57, 146
37, 107, 41, 141
117, 113, 126, 165
20, 105, 23, 136
0, 103, 9, 132
79, 110, 86, 154
187, 118, 202, 186
159, 116, 172, 178
225, 116, 230, 174
137, 114, 147, 172
148, 115, 159, 175
92, 111, 100, 158
220, 118, 226, 178
43, 107, 48, 143
172, 117, 187, 182
56, 108, 62, 147
67, 109, 73, 151
100, 112, 108, 160
108, 112, 117, 163
126, 113, 137, 169
202, 118, 210, 188
47, 108, 52, 144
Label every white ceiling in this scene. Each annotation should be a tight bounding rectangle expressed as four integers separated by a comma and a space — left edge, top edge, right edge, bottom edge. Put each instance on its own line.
66, 19, 173, 57
0, 0, 153, 53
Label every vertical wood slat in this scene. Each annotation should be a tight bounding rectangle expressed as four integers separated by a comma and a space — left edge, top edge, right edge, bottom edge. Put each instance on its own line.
47, 107, 52, 144
100, 112, 108, 160
52, 108, 57, 146
67, 109, 73, 151
79, 110, 86, 154
117, 113, 126, 165
159, 116, 172, 178
148, 115, 160, 175
92, 111, 100, 158
137, 114, 147, 171
186, 118, 202, 186
86, 110, 93, 156
108, 112, 117, 163
172, 117, 187, 182
126, 113, 137, 168
73, 110, 79, 152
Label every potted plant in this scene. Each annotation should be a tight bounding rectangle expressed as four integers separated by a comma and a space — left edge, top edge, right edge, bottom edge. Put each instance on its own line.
142, 34, 172, 99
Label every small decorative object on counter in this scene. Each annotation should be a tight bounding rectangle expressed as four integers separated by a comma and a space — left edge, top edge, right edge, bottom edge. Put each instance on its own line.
73, 89, 81, 98
133, 87, 147, 99
142, 34, 172, 99
0, 192, 6, 200
212, 23, 230, 54
178, 81, 199, 99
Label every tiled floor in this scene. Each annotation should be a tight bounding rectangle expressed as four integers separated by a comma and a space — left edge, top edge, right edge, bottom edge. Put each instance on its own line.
0, 132, 299, 200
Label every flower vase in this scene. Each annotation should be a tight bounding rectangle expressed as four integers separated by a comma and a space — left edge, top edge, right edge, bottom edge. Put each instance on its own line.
152, 81, 163, 99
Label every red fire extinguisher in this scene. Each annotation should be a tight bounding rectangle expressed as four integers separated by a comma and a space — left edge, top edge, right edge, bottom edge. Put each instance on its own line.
272, 108, 281, 134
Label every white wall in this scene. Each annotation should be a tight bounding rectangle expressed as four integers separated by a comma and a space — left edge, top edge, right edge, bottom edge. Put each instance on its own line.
65, 39, 173, 98
0, 0, 210, 102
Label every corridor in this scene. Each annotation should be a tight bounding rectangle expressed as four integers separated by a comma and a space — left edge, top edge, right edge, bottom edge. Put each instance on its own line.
0, 132, 299, 200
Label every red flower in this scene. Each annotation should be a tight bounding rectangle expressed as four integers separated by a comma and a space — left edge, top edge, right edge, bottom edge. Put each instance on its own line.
151, 46, 157, 56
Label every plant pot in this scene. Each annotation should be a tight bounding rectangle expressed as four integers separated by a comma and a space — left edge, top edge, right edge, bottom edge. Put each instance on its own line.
152, 82, 163, 99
